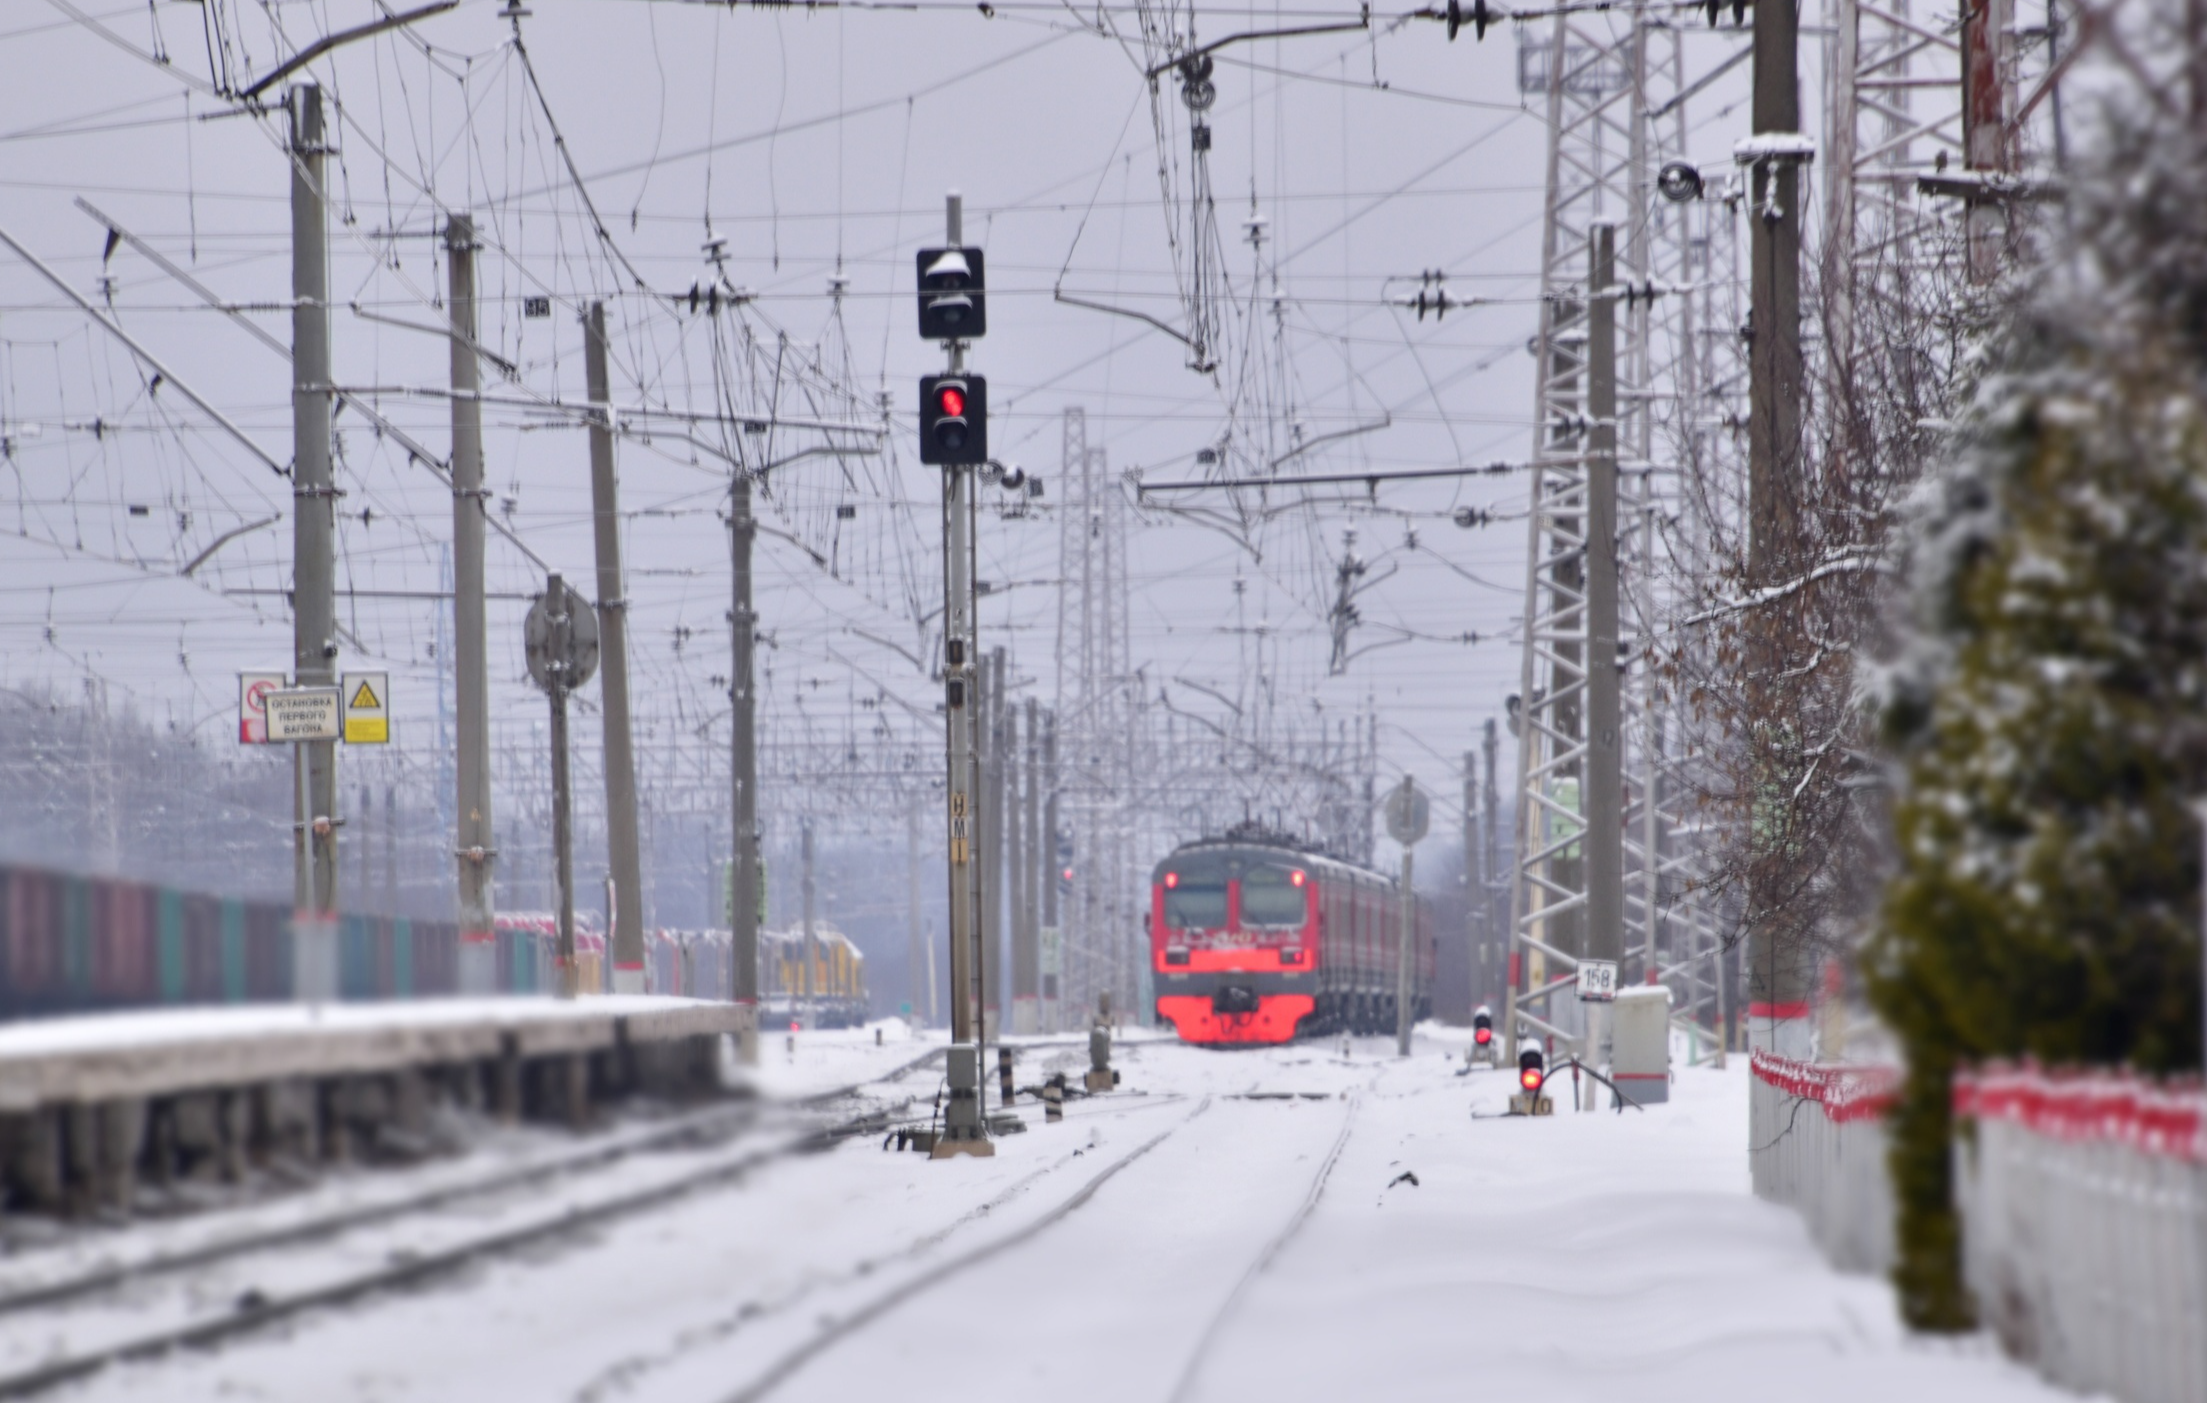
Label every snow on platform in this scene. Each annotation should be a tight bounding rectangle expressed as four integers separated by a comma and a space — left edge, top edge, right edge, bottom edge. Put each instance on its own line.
49, 1032, 2066, 1403
0, 997, 743, 1110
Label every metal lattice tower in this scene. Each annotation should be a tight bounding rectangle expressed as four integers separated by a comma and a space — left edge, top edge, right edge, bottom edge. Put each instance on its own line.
1055, 409, 1143, 1024
1505, 10, 1750, 1062
1824, 0, 1973, 388
1506, 0, 2058, 1064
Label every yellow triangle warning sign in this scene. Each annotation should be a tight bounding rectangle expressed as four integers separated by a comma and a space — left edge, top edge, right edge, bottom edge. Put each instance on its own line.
349, 678, 382, 711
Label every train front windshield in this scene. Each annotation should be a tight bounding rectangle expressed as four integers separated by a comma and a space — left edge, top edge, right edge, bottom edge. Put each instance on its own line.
1162, 880, 1226, 929
1238, 865, 1307, 927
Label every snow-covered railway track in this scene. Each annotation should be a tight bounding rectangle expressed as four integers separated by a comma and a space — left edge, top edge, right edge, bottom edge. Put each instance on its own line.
1164, 1088, 1362, 1402
722, 1095, 1217, 1403
0, 1048, 949, 1401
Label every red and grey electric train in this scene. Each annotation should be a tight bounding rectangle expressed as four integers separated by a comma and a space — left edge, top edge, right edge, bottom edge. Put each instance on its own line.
1150, 832, 1434, 1046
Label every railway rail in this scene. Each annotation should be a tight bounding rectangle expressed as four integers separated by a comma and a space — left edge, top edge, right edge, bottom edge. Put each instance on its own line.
719, 1064, 1377, 1402
0, 1045, 951, 1400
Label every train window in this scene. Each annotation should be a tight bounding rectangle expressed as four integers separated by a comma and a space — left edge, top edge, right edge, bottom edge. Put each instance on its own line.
1164, 880, 1227, 929
1240, 867, 1307, 927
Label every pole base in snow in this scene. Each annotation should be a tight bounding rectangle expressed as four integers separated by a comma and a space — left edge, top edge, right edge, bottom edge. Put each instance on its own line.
456, 940, 497, 998
732, 1003, 759, 1067
932, 1043, 994, 1160
291, 916, 338, 1003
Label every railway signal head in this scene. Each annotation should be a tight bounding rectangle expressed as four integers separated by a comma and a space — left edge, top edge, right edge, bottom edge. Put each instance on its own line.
1518, 1043, 1545, 1093
1473, 1004, 1493, 1047
919, 374, 988, 466
916, 246, 986, 341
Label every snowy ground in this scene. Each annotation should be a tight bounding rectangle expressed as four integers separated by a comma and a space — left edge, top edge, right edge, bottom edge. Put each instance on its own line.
21, 1027, 2066, 1403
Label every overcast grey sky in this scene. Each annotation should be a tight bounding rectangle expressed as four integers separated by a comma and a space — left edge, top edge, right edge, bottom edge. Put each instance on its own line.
0, 0, 1773, 872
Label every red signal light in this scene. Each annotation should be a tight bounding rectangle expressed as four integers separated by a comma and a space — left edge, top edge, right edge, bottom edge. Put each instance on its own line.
1062, 867, 1074, 881
1164, 872, 1179, 888
1475, 1027, 1492, 1045
1520, 1066, 1543, 1092
938, 386, 966, 418
1289, 869, 1305, 887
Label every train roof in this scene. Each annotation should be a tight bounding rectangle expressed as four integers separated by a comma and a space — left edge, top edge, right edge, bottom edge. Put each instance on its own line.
1155, 823, 1395, 885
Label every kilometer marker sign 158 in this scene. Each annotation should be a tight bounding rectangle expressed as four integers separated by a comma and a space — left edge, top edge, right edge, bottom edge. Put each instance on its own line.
1576, 959, 1620, 1002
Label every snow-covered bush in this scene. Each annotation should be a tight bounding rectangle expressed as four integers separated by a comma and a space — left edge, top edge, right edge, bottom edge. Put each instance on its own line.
1868, 108, 2207, 1330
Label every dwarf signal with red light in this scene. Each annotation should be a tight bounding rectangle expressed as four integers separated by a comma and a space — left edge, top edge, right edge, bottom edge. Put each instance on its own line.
1465, 1001, 1500, 1067
919, 374, 988, 466
1518, 1044, 1545, 1092
1508, 1041, 1553, 1114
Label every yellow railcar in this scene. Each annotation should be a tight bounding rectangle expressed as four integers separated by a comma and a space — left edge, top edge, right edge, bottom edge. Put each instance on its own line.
760, 924, 867, 1028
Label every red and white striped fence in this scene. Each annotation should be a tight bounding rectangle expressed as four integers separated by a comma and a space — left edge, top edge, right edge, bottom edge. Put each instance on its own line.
1749, 1050, 1899, 1273
1752, 1051, 2207, 1403
1954, 1064, 2206, 1403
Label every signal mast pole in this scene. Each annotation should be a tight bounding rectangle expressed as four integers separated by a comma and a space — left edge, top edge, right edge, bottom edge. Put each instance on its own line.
935, 192, 992, 1156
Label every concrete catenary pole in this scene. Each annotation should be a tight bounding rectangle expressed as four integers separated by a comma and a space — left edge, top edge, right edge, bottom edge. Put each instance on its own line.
545, 575, 578, 1000
1041, 708, 1060, 1031
1008, 696, 1034, 1033
1395, 844, 1416, 1056
383, 782, 398, 915
1747, 0, 1811, 1059
983, 647, 1007, 1039
1014, 695, 1041, 1032
1463, 750, 1480, 1009
728, 470, 761, 1060
583, 304, 647, 993
800, 819, 817, 1028
445, 213, 496, 995
1585, 222, 1624, 1083
1482, 716, 1499, 982
908, 797, 926, 1024
289, 84, 340, 1001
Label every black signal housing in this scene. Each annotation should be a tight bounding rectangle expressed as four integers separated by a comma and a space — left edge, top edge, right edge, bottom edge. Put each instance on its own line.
916, 247, 987, 341
1518, 1043, 1545, 1092
919, 374, 988, 466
